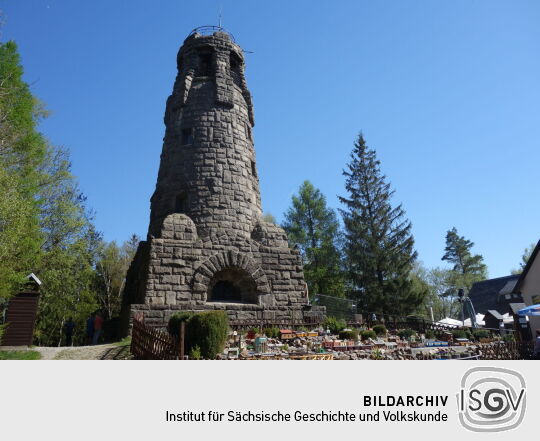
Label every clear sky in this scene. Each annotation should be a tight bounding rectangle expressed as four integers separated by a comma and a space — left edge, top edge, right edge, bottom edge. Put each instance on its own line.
1, 0, 539, 278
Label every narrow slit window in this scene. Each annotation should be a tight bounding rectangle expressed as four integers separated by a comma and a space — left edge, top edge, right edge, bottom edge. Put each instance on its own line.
197, 49, 213, 76
175, 194, 187, 213
230, 52, 242, 86
251, 160, 257, 177
230, 52, 241, 72
181, 128, 193, 145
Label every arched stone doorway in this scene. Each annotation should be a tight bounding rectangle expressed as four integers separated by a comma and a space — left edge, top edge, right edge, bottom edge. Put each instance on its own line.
207, 268, 258, 304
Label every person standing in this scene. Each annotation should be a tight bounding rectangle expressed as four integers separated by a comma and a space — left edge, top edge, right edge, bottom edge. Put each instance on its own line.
86, 314, 95, 345
533, 329, 540, 359
64, 317, 75, 346
92, 313, 103, 345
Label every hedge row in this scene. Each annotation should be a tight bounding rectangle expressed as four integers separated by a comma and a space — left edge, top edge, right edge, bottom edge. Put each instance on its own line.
168, 311, 229, 359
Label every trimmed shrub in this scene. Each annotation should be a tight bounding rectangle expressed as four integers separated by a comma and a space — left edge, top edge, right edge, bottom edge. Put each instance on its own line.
167, 312, 194, 337
185, 311, 229, 359
339, 329, 359, 341
264, 327, 280, 339
398, 329, 415, 340
373, 324, 387, 336
323, 316, 346, 334
425, 330, 436, 339
361, 330, 377, 340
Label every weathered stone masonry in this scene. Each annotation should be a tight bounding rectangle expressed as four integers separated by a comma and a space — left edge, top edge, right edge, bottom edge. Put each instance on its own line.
122, 28, 324, 329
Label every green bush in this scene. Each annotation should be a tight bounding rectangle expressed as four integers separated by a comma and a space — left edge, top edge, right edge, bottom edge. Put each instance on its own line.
502, 333, 515, 342
167, 312, 194, 337
425, 330, 436, 339
323, 316, 346, 334
398, 329, 416, 340
451, 330, 468, 339
472, 329, 490, 340
189, 345, 202, 360
247, 327, 259, 336
373, 324, 387, 336
0, 323, 7, 345
361, 330, 377, 340
185, 311, 229, 359
264, 327, 280, 339
339, 329, 359, 340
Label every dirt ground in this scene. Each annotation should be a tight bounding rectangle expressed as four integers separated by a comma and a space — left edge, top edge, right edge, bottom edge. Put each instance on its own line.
0, 343, 131, 360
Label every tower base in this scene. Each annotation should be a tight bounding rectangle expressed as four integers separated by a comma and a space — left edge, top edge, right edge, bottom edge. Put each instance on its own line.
121, 214, 325, 333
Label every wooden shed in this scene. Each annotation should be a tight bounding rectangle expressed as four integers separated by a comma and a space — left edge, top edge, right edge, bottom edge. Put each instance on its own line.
2, 274, 41, 346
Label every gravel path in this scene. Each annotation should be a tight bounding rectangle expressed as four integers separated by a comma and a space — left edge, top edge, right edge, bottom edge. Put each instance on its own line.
36, 343, 129, 360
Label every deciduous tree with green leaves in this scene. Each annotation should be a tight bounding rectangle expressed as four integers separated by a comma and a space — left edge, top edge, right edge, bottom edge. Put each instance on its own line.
282, 180, 345, 297
0, 40, 103, 346
95, 234, 140, 320
410, 264, 460, 320
0, 41, 45, 300
338, 133, 426, 315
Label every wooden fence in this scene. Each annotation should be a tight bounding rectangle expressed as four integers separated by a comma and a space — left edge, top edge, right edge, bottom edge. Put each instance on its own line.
131, 313, 184, 360
478, 341, 535, 360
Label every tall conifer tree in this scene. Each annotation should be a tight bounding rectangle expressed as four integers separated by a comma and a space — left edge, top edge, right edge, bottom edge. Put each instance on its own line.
441, 227, 487, 291
339, 134, 424, 315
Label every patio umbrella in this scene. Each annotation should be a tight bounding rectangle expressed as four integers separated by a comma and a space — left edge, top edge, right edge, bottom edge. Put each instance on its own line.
517, 304, 540, 316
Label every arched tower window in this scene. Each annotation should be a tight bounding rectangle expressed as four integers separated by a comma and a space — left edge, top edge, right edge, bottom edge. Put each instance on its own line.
207, 268, 258, 304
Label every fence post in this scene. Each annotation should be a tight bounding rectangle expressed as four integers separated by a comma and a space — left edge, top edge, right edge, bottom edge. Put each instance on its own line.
179, 321, 185, 360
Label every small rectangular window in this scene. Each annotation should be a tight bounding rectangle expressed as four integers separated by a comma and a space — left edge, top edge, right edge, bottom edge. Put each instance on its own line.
175, 194, 187, 213
182, 128, 193, 145
251, 160, 257, 177
198, 52, 213, 76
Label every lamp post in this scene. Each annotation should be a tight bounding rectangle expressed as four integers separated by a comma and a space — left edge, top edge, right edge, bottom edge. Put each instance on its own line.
458, 288, 465, 327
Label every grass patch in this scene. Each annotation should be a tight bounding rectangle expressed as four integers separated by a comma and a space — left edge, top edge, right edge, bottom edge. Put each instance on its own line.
0, 350, 41, 360
113, 336, 131, 347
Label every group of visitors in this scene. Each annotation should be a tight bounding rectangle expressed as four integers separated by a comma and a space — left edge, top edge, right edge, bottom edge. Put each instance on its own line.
86, 313, 104, 345
62, 312, 104, 346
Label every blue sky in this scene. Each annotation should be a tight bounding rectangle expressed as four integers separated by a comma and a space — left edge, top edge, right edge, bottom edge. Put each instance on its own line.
2, 0, 539, 277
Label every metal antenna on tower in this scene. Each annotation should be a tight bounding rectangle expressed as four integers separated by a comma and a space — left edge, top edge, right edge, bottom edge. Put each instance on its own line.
218, 5, 223, 29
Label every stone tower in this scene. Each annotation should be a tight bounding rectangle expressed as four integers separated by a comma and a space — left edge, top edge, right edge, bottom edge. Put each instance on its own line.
123, 27, 324, 329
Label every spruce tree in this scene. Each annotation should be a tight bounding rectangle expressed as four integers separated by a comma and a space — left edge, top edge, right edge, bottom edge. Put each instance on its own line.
338, 134, 424, 315
282, 180, 345, 297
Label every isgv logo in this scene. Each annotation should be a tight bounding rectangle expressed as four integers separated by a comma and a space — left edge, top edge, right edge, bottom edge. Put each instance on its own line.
457, 367, 526, 432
